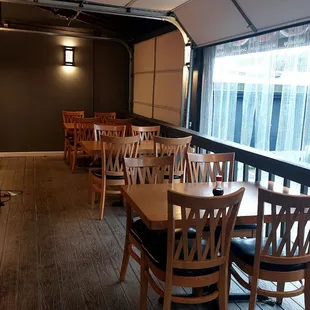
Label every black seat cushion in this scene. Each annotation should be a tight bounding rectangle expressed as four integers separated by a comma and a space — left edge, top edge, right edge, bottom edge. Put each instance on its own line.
164, 174, 183, 180
89, 159, 102, 168
231, 238, 305, 272
234, 224, 257, 231
131, 219, 218, 277
131, 219, 196, 244
203, 224, 257, 233
91, 169, 124, 180
65, 135, 74, 140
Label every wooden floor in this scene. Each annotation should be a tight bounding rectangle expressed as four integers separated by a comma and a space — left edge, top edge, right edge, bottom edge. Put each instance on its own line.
0, 156, 306, 310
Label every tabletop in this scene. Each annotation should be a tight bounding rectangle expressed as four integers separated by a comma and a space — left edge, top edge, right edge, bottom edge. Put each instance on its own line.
121, 181, 298, 230
80, 140, 154, 156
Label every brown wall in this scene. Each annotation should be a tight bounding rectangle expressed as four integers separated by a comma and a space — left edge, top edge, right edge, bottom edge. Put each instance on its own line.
0, 31, 129, 152
94, 40, 129, 113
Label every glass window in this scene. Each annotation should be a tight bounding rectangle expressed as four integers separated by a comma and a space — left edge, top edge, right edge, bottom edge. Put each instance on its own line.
200, 24, 310, 165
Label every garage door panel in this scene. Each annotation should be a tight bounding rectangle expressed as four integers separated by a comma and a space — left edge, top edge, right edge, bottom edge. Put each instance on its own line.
133, 73, 154, 104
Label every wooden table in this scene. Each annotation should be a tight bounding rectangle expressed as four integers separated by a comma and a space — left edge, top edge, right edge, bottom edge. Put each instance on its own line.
121, 181, 297, 230
80, 140, 154, 156
121, 181, 299, 304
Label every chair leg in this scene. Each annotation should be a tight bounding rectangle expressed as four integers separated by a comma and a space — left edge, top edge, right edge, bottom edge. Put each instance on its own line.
99, 179, 106, 220
140, 254, 148, 310
163, 270, 173, 310
63, 139, 67, 160
193, 288, 203, 296
88, 171, 93, 203
305, 264, 310, 309
249, 272, 259, 310
90, 181, 96, 210
120, 236, 131, 282
71, 149, 76, 173
228, 262, 232, 296
218, 266, 228, 310
276, 282, 285, 305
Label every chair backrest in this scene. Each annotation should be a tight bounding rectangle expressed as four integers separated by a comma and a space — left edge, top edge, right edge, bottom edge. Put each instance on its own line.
130, 125, 160, 142
167, 188, 245, 271
62, 111, 84, 123
101, 135, 140, 176
154, 136, 192, 178
187, 152, 235, 182
94, 124, 126, 140
254, 188, 310, 267
74, 117, 100, 144
94, 112, 116, 123
106, 118, 133, 135
123, 156, 174, 185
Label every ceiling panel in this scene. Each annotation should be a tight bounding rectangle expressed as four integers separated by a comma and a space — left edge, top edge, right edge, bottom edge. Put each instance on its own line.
129, 0, 189, 11
175, 0, 250, 46
88, 0, 189, 10
89, 0, 131, 6
238, 0, 310, 31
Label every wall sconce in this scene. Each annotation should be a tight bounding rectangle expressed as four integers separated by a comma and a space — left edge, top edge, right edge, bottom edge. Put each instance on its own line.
64, 47, 74, 66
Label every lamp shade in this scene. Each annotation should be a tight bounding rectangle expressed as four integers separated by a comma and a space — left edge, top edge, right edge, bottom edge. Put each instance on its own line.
64, 47, 74, 66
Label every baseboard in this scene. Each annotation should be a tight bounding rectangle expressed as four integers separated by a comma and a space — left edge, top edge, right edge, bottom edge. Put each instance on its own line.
0, 151, 63, 157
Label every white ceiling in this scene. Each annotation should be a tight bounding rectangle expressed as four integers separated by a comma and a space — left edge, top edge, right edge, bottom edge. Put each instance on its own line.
237, 0, 310, 31
69, 0, 310, 46
175, 0, 251, 46
174, 0, 310, 46
90, 0, 190, 11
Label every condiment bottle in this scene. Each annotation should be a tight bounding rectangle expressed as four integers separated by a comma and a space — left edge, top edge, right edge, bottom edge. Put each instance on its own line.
212, 175, 224, 196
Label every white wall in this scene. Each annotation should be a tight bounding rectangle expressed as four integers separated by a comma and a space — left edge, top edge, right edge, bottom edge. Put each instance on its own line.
133, 31, 184, 125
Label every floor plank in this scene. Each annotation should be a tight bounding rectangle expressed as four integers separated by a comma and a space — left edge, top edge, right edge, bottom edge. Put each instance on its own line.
0, 157, 22, 309
0, 156, 305, 310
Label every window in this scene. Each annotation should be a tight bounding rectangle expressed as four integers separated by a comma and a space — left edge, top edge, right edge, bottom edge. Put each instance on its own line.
200, 24, 310, 164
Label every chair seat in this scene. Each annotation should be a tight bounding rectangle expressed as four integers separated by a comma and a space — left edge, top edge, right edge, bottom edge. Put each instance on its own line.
164, 174, 183, 180
131, 220, 218, 277
231, 238, 305, 272
91, 169, 124, 180
203, 224, 257, 233
89, 159, 101, 168
131, 219, 196, 244
234, 224, 257, 231
65, 135, 74, 140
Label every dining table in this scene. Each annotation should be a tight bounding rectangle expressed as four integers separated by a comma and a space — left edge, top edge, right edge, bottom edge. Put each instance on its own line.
121, 181, 297, 229
80, 140, 154, 156
80, 140, 195, 157
120, 180, 299, 304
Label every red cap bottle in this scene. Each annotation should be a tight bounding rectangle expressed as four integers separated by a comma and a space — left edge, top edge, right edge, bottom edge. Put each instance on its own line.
213, 175, 224, 196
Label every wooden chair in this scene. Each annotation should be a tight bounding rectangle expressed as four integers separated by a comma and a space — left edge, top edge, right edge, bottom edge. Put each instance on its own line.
187, 152, 235, 182
230, 188, 310, 309
139, 187, 245, 310
120, 156, 174, 282
62, 111, 84, 160
94, 124, 126, 140
94, 112, 116, 124
131, 125, 160, 142
89, 135, 140, 220
106, 118, 133, 136
154, 136, 192, 182
186, 152, 256, 238
69, 117, 100, 173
